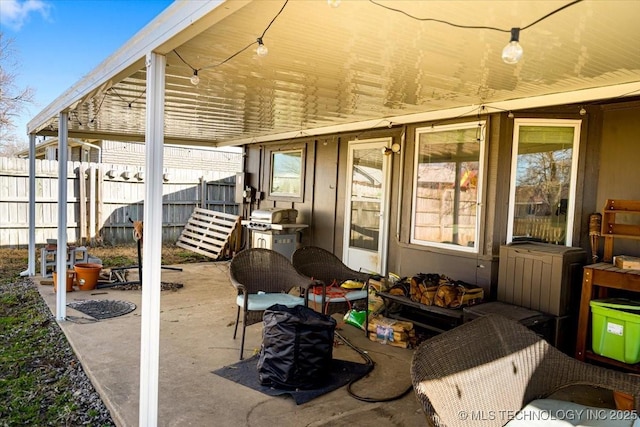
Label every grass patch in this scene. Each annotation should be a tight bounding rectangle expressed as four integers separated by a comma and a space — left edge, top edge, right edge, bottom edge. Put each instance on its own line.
0, 283, 77, 425
0, 244, 208, 426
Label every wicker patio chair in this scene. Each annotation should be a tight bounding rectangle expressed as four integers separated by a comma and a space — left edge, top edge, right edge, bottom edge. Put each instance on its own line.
291, 246, 372, 315
411, 314, 640, 427
229, 248, 319, 359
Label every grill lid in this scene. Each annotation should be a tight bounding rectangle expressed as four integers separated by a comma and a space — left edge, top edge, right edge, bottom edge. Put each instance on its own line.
250, 208, 298, 224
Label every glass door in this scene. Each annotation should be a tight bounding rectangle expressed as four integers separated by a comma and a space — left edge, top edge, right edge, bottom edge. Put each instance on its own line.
343, 138, 392, 275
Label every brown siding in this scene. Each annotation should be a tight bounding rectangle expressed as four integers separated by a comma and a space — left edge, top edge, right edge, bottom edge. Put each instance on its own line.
311, 137, 339, 251
240, 98, 640, 296
595, 102, 640, 258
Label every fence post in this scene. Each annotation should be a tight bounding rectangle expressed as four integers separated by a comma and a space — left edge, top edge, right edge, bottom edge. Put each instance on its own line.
89, 165, 97, 243
96, 164, 104, 244
200, 176, 206, 209
79, 164, 87, 244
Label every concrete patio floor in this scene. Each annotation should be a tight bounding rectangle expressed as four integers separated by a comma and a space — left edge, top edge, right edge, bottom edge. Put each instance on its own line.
36, 262, 426, 427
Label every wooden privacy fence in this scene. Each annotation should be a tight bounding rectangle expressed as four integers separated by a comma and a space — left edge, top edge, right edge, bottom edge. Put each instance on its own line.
0, 157, 241, 248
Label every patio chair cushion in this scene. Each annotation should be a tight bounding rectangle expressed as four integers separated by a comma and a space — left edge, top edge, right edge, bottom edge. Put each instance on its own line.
504, 398, 635, 427
236, 293, 305, 311
306, 289, 367, 304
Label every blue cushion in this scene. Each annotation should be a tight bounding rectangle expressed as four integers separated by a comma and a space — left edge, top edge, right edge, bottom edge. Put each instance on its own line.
237, 293, 305, 311
504, 399, 637, 427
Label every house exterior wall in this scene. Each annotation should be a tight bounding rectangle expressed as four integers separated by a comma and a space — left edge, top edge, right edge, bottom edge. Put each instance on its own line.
243, 98, 640, 297
594, 101, 640, 257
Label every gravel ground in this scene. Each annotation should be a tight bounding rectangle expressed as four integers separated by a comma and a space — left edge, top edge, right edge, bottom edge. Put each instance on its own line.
1, 279, 115, 426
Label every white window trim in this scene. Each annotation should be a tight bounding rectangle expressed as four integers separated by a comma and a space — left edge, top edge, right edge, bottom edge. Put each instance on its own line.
506, 118, 582, 246
267, 147, 306, 202
410, 121, 486, 253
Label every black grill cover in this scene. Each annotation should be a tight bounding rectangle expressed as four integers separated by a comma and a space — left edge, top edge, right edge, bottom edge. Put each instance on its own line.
257, 304, 336, 389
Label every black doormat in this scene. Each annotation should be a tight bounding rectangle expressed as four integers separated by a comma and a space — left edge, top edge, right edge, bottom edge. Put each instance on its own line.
67, 300, 136, 320
212, 355, 371, 405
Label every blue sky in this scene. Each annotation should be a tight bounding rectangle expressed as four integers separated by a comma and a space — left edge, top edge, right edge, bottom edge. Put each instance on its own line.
1, 0, 173, 142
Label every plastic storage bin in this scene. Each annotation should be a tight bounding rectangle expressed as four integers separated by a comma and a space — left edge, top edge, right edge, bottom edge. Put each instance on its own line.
497, 242, 586, 316
590, 298, 640, 364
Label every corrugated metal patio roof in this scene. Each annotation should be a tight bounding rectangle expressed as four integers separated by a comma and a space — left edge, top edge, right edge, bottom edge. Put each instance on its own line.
27, 0, 640, 146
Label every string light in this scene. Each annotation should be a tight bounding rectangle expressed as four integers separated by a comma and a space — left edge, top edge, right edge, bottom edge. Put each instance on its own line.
175, 0, 583, 83
368, 0, 583, 65
110, 87, 147, 107
502, 28, 523, 64
73, 0, 605, 126
190, 70, 200, 85
174, 0, 287, 80
256, 37, 268, 57
579, 106, 587, 116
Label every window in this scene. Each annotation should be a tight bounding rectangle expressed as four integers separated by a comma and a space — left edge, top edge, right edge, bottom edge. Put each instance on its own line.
268, 148, 305, 201
411, 122, 485, 252
507, 119, 581, 246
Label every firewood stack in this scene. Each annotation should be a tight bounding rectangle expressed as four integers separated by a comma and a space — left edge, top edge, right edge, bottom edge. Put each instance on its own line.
410, 273, 484, 308
410, 273, 440, 305
367, 315, 415, 348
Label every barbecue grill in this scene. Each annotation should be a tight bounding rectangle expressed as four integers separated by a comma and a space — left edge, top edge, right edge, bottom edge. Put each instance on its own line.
241, 208, 308, 259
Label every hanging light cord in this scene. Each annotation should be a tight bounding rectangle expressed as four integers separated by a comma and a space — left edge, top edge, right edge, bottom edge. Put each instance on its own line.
520, 0, 583, 31
334, 330, 414, 403
174, 0, 582, 76
72, 0, 606, 125
174, 0, 289, 73
173, 49, 198, 73
110, 87, 147, 108
368, 0, 583, 33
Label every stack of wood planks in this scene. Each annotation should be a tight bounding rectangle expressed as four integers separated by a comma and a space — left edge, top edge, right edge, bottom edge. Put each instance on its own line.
367, 314, 415, 348
176, 207, 241, 259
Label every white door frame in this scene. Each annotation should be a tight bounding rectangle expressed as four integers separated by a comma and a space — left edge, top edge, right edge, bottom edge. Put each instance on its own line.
342, 137, 392, 276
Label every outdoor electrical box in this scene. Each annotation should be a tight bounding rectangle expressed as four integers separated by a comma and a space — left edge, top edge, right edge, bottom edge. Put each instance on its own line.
235, 173, 246, 204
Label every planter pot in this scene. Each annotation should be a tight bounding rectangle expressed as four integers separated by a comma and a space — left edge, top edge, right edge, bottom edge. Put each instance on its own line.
74, 263, 102, 291
53, 271, 75, 292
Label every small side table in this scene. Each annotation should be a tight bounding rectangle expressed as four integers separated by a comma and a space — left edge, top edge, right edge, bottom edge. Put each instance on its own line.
574, 262, 640, 373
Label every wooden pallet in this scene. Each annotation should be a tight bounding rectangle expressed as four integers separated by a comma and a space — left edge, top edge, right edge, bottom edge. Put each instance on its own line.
176, 207, 241, 259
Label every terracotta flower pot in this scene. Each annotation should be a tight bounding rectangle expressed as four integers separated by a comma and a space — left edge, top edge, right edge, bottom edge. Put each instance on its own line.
53, 271, 75, 292
74, 263, 102, 291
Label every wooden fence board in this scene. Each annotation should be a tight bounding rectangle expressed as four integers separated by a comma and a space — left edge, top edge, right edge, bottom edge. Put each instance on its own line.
0, 157, 240, 247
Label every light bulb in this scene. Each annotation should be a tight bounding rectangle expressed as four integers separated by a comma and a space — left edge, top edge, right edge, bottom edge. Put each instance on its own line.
190, 70, 200, 85
327, 0, 341, 7
579, 107, 587, 116
508, 111, 515, 119
502, 28, 523, 64
256, 38, 268, 57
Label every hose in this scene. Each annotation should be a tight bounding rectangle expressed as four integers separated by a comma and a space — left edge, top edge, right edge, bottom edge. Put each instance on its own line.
334, 330, 414, 403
